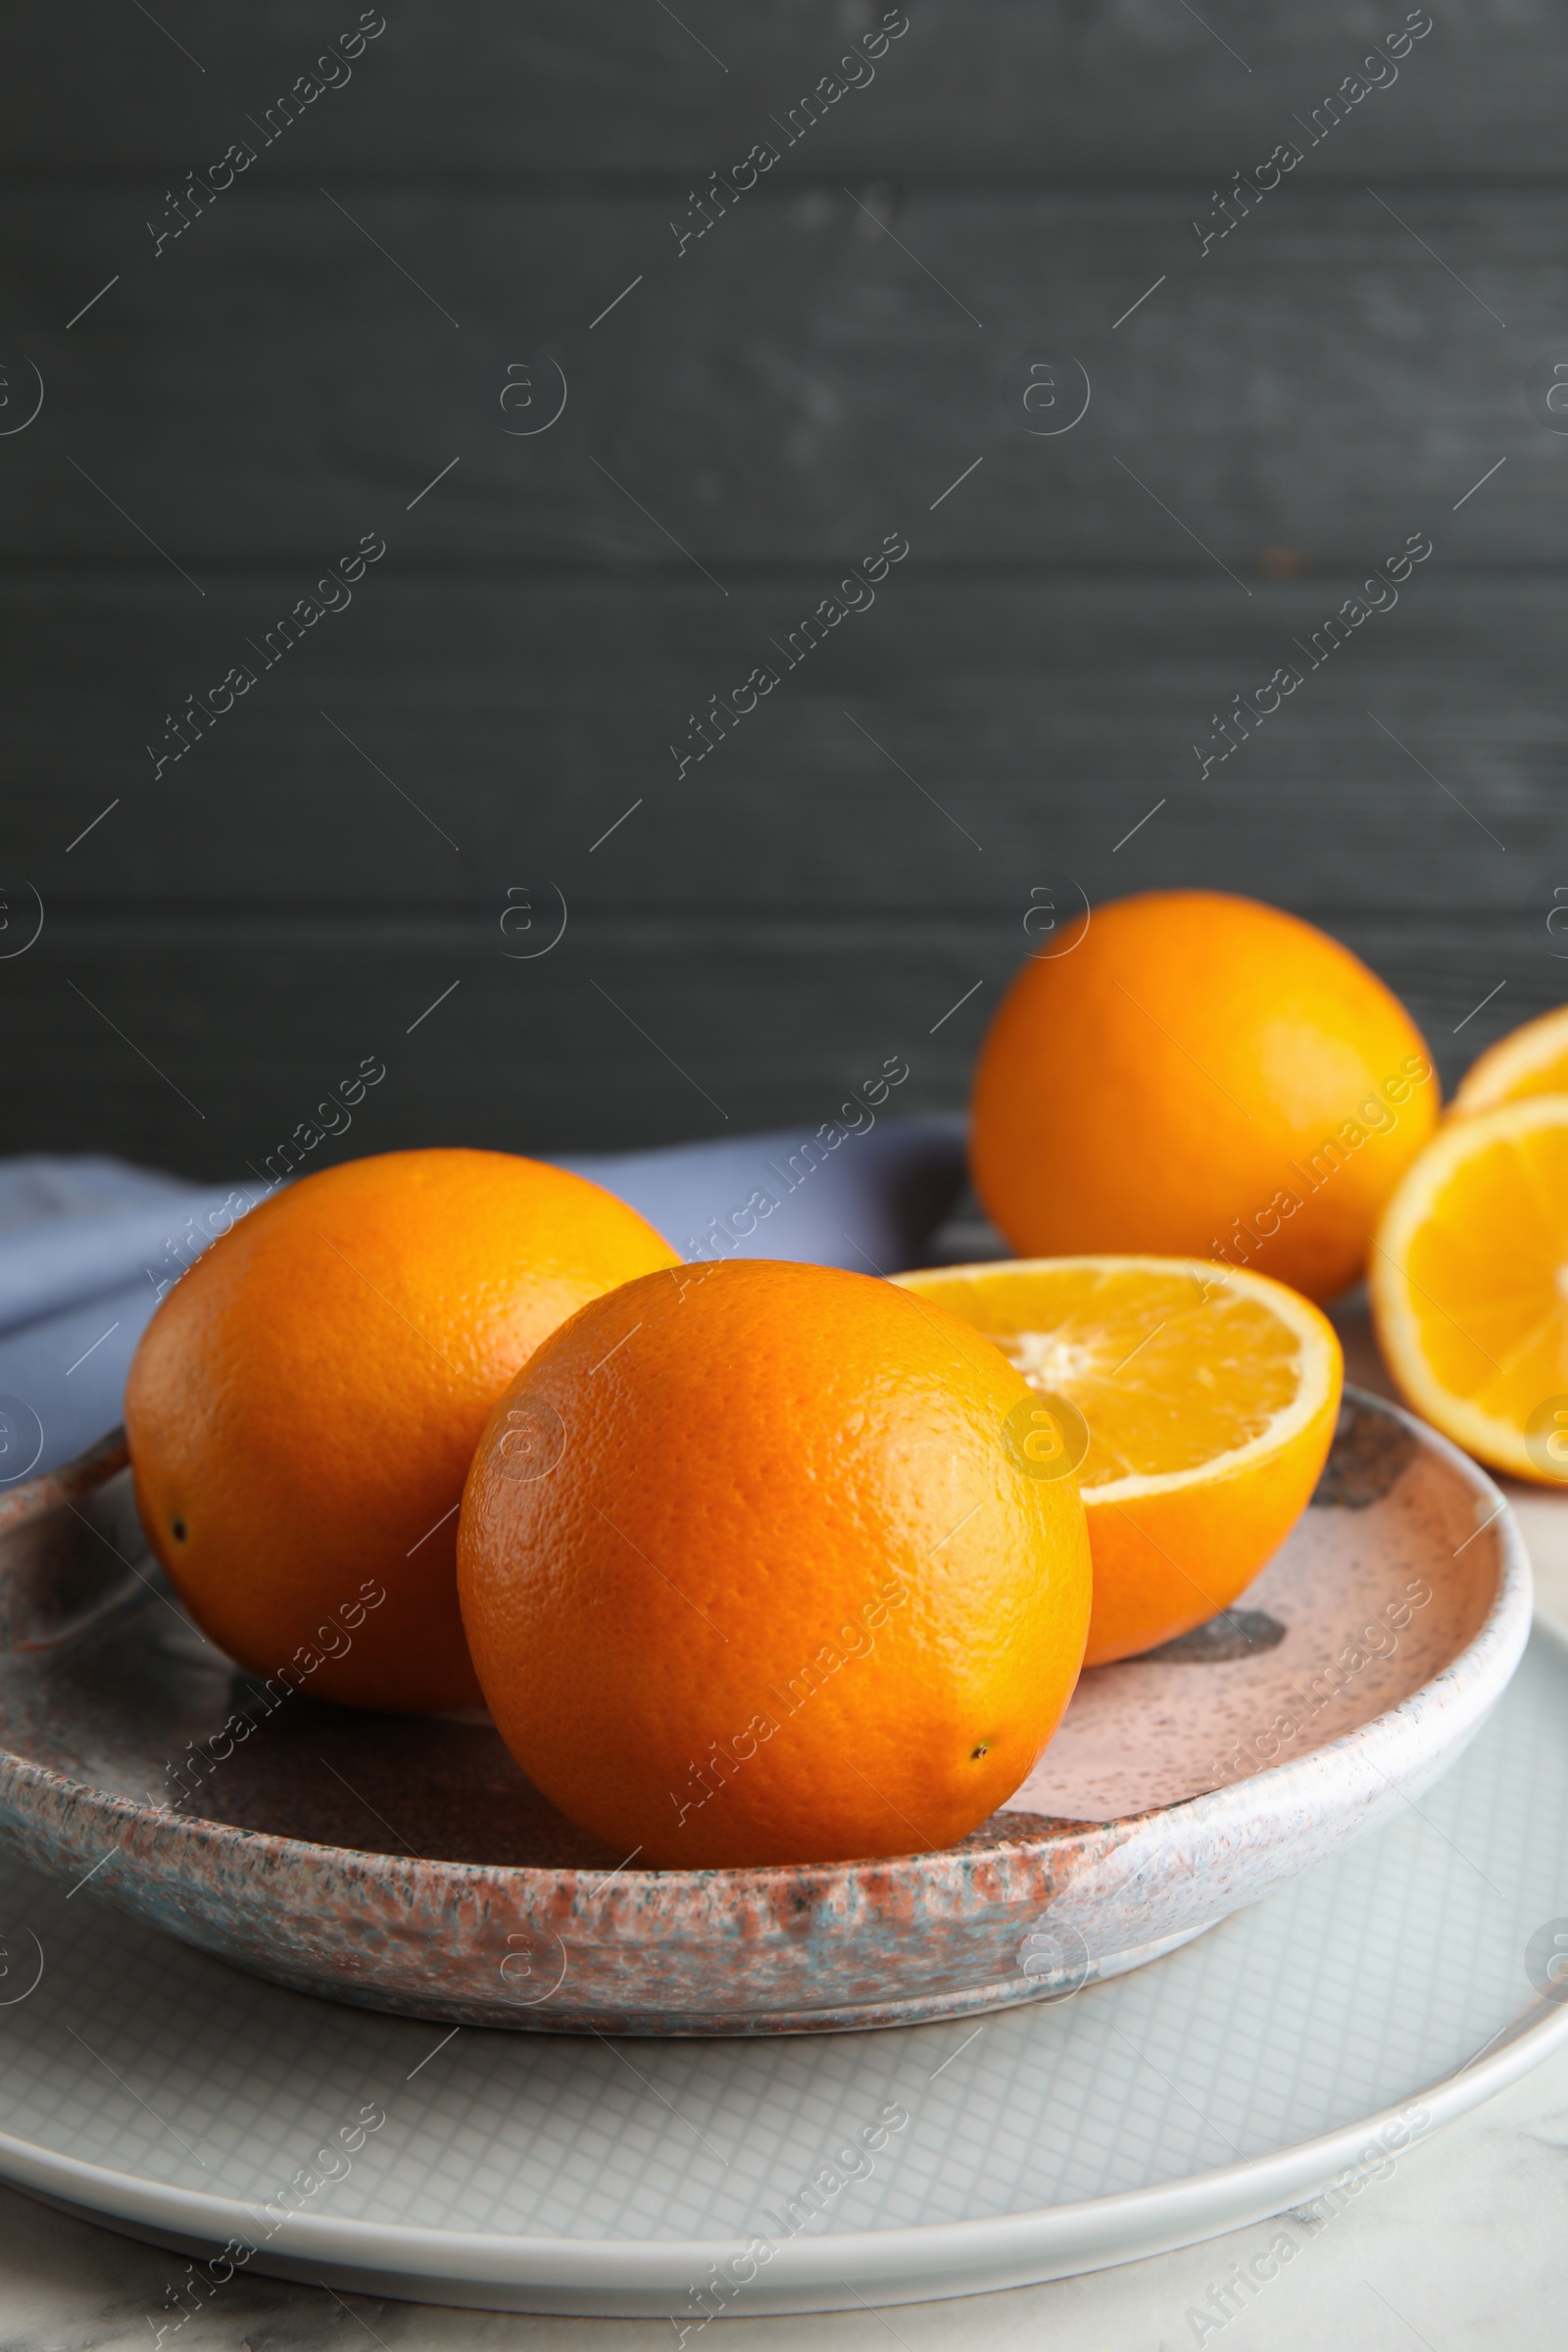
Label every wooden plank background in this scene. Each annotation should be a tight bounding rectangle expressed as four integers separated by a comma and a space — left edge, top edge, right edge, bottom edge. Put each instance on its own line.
1, 1, 1563, 1176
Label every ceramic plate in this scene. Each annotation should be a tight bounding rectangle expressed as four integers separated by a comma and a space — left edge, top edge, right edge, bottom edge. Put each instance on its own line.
0, 1389, 1531, 2034
0, 1621, 1563, 2314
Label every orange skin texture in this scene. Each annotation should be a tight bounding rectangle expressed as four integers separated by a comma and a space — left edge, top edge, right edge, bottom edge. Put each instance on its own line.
124, 1149, 676, 1712
971, 891, 1440, 1303
458, 1259, 1093, 1868
1081, 1389, 1340, 1664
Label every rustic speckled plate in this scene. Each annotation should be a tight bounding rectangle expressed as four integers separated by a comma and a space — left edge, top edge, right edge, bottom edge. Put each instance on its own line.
0, 1390, 1531, 2036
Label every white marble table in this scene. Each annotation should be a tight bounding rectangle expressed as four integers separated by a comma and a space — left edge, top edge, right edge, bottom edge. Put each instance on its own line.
4, 1365, 1565, 2350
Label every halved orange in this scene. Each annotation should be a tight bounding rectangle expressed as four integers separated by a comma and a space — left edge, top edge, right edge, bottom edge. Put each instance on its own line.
894, 1256, 1343, 1664
1371, 1096, 1568, 1484
1451, 1003, 1568, 1117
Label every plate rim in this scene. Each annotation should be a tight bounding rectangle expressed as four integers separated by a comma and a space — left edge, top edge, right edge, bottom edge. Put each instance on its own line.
0, 1419, 1554, 2304
0, 1388, 1533, 1916
0, 1720, 1563, 2304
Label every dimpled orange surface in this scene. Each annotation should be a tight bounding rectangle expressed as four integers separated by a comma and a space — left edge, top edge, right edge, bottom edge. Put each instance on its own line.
124, 1150, 677, 1712
970, 889, 1440, 1303
457, 1259, 1093, 1868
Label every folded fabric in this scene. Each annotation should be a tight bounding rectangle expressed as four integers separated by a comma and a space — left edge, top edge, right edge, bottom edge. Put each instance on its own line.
554, 1114, 966, 1276
0, 1119, 968, 1478
0, 1157, 249, 1335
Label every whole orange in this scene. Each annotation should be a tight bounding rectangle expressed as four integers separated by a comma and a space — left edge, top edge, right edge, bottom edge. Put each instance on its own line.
971, 890, 1439, 1303
125, 1150, 676, 1712
457, 1259, 1093, 1868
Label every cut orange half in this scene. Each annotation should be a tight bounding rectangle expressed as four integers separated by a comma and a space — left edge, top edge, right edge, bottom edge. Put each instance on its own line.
1371, 1095, 1568, 1484
894, 1256, 1343, 1665
1451, 1003, 1568, 1116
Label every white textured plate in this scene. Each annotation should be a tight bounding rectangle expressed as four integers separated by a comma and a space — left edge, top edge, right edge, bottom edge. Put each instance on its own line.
1, 1622, 1566, 2316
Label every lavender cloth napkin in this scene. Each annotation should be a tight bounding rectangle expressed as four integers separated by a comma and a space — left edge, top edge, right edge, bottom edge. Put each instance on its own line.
0, 1117, 967, 1480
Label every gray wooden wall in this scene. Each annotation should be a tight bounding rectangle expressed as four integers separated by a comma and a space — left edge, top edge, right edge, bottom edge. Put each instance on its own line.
2, 1, 1563, 1177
